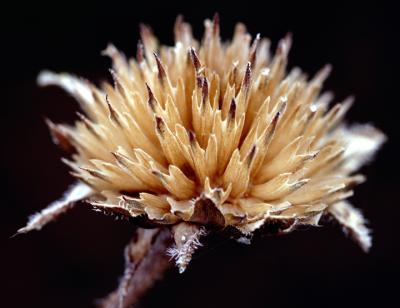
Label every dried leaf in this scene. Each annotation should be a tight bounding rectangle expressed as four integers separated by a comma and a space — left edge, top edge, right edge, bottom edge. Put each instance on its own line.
17, 182, 93, 234
329, 201, 372, 252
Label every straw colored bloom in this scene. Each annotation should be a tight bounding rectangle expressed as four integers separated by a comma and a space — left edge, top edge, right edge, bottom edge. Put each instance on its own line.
20, 15, 384, 280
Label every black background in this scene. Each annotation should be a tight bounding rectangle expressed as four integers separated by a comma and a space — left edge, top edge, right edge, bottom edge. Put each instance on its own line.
1, 1, 398, 307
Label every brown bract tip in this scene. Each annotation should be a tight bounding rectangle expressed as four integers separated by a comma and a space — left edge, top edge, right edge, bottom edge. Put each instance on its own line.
76, 112, 99, 138
45, 118, 75, 152
249, 33, 261, 68
229, 98, 237, 120
189, 47, 201, 72
153, 53, 167, 82
212, 13, 220, 36
242, 62, 252, 95
247, 145, 257, 167
106, 95, 120, 125
155, 116, 165, 134
146, 83, 156, 111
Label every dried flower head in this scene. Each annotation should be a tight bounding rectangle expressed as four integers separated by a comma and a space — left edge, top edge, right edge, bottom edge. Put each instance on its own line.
19, 14, 385, 306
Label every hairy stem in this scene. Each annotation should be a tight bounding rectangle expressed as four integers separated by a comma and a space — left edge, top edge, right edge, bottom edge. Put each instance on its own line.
99, 227, 173, 308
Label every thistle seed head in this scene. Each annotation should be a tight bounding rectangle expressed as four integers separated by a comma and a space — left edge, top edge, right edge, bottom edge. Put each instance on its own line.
29, 16, 385, 254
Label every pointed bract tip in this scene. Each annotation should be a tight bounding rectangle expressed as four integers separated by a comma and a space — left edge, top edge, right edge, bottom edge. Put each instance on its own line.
174, 15, 185, 34
249, 33, 261, 66
315, 64, 332, 83
175, 14, 184, 26
106, 95, 120, 124
243, 62, 252, 91
111, 151, 127, 167
229, 98, 237, 119
153, 52, 166, 81
246, 145, 257, 167
155, 116, 165, 134
189, 47, 201, 72
44, 117, 55, 128
146, 83, 156, 111
212, 13, 220, 35
11, 229, 25, 238
139, 23, 153, 39
188, 130, 196, 144
44, 118, 75, 152
101, 43, 117, 57
272, 109, 282, 125
285, 31, 293, 42
277, 33, 292, 56
344, 95, 355, 105
145, 82, 154, 98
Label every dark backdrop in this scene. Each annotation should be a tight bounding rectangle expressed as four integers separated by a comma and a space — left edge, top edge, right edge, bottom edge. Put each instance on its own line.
1, 1, 398, 307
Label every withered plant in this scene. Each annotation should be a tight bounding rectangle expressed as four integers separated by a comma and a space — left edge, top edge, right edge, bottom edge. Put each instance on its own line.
19, 15, 385, 307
